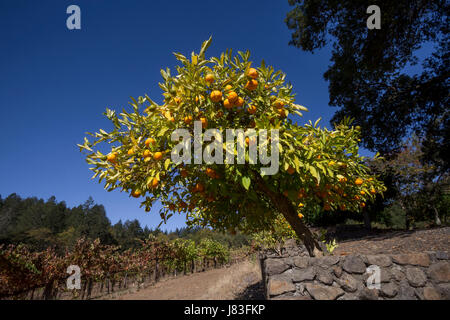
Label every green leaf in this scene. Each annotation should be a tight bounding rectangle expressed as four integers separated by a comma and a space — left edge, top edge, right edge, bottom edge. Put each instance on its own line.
164, 158, 171, 170
241, 176, 251, 190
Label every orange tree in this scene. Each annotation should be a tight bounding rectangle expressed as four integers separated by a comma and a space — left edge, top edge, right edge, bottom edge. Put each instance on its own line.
78, 38, 385, 256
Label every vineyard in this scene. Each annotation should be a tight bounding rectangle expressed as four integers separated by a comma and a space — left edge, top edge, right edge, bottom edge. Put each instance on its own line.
0, 236, 254, 300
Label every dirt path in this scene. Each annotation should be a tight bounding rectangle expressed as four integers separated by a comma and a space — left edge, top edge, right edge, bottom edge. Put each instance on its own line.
111, 260, 264, 300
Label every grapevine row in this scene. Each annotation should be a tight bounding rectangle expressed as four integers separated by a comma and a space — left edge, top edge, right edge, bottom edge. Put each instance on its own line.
0, 237, 253, 299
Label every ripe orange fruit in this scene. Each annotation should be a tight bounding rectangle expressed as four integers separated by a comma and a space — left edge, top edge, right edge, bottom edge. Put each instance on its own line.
298, 213, 304, 219
247, 68, 258, 79
223, 99, 233, 109
200, 117, 207, 128
360, 190, 366, 195
273, 100, 284, 109
184, 115, 193, 124
360, 202, 366, 208
354, 195, 360, 201
127, 148, 134, 156
224, 84, 232, 91
277, 108, 287, 118
339, 177, 348, 183
195, 183, 204, 193
247, 105, 257, 114
245, 79, 258, 91
210, 90, 223, 102
227, 91, 238, 103
370, 188, 376, 195
180, 169, 188, 178
205, 74, 214, 84
298, 202, 305, 208
145, 138, 156, 147
149, 177, 159, 189
143, 149, 151, 157
206, 168, 216, 178
131, 190, 141, 198
235, 97, 244, 107
287, 166, 295, 175
174, 97, 182, 104
153, 151, 163, 160
355, 178, 363, 185
107, 152, 117, 163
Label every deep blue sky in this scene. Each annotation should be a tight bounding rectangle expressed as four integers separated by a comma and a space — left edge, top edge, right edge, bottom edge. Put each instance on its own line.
0, 1, 397, 230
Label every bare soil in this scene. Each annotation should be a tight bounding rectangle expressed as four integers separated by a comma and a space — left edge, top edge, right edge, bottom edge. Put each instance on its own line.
331, 226, 450, 255
111, 259, 264, 300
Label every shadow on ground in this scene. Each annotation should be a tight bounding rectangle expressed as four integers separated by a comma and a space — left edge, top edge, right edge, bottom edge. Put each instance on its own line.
235, 280, 265, 300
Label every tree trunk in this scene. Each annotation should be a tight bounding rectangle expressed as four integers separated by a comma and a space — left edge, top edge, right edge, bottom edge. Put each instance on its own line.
363, 210, 371, 230
254, 174, 324, 257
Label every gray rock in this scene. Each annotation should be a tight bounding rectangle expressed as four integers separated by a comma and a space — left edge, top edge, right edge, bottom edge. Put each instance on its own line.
358, 288, 379, 300
265, 259, 289, 276
305, 283, 344, 300
423, 287, 441, 300
293, 257, 308, 269
396, 281, 417, 300
268, 276, 296, 297
392, 253, 430, 267
333, 266, 343, 278
428, 261, 450, 283
405, 267, 427, 287
338, 273, 360, 292
390, 265, 405, 281
291, 267, 316, 282
316, 270, 334, 285
437, 283, 450, 300
337, 293, 358, 300
435, 251, 449, 260
380, 282, 398, 298
312, 256, 340, 267
367, 255, 392, 267
342, 255, 366, 274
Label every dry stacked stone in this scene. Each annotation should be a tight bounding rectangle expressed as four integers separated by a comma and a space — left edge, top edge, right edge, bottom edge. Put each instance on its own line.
260, 242, 450, 300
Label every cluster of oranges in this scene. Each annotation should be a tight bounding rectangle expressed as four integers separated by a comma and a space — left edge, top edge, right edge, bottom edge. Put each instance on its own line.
284, 174, 377, 220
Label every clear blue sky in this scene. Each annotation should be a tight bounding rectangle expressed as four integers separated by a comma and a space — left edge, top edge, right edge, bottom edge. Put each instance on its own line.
0, 0, 365, 231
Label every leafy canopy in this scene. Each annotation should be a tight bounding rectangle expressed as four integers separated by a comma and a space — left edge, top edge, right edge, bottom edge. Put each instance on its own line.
79, 38, 385, 235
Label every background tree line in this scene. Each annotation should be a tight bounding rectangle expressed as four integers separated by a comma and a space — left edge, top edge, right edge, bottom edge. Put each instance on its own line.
0, 194, 250, 252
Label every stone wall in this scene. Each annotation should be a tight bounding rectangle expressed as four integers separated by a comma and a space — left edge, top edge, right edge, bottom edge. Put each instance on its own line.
260, 241, 450, 300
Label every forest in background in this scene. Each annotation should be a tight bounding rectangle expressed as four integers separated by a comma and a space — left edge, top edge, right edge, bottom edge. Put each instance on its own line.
0, 194, 250, 252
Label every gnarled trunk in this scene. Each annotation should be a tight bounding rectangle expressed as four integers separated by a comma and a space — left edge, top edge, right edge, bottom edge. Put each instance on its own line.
254, 174, 324, 257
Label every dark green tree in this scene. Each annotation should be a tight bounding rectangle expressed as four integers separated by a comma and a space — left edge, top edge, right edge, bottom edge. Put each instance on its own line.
286, 1, 449, 173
